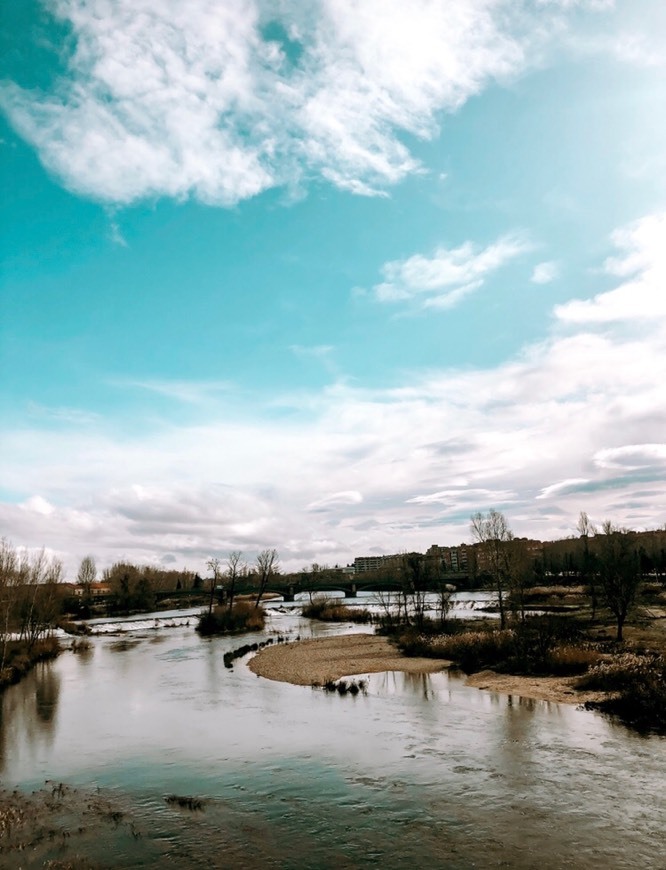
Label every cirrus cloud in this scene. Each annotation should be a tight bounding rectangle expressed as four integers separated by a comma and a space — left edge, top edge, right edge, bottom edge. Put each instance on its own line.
0, 0, 612, 206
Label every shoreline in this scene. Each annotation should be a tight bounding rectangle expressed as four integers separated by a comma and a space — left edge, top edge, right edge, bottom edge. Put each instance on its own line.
247, 633, 450, 685
248, 632, 606, 705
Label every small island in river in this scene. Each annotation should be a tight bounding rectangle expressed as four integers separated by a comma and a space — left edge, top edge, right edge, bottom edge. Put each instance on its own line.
248, 632, 609, 705
248, 633, 449, 685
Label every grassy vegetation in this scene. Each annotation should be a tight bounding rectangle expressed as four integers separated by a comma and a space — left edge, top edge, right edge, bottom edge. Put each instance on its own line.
301, 596, 372, 623
397, 616, 597, 674
576, 652, 666, 733
195, 600, 266, 636
70, 637, 93, 653
396, 592, 666, 734
0, 636, 61, 690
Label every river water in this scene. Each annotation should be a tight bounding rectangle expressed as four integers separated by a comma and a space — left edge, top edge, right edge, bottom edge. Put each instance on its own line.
1, 598, 665, 868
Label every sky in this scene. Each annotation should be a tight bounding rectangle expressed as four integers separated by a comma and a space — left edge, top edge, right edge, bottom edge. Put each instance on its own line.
1, 0, 665, 579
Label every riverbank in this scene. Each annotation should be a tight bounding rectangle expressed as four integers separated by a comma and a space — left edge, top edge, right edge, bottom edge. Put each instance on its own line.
0, 636, 60, 691
248, 632, 615, 706
464, 670, 607, 705
248, 633, 450, 685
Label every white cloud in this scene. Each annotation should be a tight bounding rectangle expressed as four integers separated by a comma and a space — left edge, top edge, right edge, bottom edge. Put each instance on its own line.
531, 261, 559, 284
2, 212, 665, 574
555, 213, 666, 322
109, 220, 128, 248
373, 235, 529, 308
0, 0, 609, 206
536, 478, 590, 499
593, 444, 666, 471
20, 496, 56, 516
308, 491, 364, 511
114, 378, 234, 404
406, 488, 516, 506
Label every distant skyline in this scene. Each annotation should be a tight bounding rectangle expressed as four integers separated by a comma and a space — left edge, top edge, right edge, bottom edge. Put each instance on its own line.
1, 0, 665, 577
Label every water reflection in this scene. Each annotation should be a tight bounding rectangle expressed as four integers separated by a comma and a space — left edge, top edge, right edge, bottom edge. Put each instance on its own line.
0, 660, 61, 767
0, 620, 664, 870
35, 664, 61, 725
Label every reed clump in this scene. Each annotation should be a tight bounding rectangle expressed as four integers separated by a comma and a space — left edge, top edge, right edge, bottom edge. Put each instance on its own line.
0, 636, 61, 690
399, 616, 597, 676
165, 794, 205, 811
196, 601, 266, 636
70, 637, 93, 654
302, 597, 371, 623
577, 653, 666, 733
318, 678, 368, 696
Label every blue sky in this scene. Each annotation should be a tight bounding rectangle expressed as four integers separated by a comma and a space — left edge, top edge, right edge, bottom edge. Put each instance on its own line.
1, 0, 665, 576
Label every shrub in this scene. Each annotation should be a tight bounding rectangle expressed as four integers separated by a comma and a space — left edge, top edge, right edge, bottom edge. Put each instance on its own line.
400, 629, 516, 673
400, 615, 590, 675
196, 601, 265, 636
71, 637, 93, 653
0, 637, 61, 689
576, 652, 662, 692
302, 597, 371, 623
546, 645, 602, 676
579, 653, 666, 733
318, 678, 367, 695
506, 616, 582, 673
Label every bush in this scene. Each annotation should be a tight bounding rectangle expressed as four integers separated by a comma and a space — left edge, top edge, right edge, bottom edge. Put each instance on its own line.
400, 629, 516, 672
576, 652, 662, 692
546, 645, 602, 676
0, 636, 61, 689
399, 616, 589, 675
196, 601, 265, 636
71, 637, 93, 653
579, 653, 666, 733
302, 597, 371, 623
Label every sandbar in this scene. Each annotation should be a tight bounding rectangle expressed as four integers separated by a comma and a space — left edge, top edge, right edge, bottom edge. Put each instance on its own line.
249, 633, 607, 706
465, 670, 607, 706
248, 633, 449, 685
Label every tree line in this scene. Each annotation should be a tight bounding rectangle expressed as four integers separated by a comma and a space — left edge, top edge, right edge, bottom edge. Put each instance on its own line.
1, 539, 64, 673
469, 510, 663, 641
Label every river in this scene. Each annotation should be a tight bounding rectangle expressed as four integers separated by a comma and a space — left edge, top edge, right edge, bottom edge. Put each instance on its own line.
1, 597, 664, 868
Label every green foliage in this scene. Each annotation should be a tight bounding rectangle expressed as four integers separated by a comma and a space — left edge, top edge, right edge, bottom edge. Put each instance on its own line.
196, 601, 266, 635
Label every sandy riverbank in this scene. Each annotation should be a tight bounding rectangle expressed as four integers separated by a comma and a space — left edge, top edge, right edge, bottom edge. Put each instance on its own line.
249, 633, 607, 705
248, 633, 450, 685
464, 670, 607, 706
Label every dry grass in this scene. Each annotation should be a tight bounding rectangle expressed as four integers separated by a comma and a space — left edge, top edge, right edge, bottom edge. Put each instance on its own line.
302, 597, 371, 623
196, 601, 266, 635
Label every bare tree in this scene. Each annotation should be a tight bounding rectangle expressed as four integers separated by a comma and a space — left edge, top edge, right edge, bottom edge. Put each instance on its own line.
226, 551, 244, 612
470, 510, 514, 629
206, 557, 222, 616
598, 521, 641, 641
254, 549, 279, 607
0, 539, 20, 672
576, 511, 598, 619
77, 555, 97, 606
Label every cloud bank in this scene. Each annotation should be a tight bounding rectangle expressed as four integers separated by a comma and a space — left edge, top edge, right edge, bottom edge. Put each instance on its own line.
2, 212, 665, 574
1, 0, 607, 206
